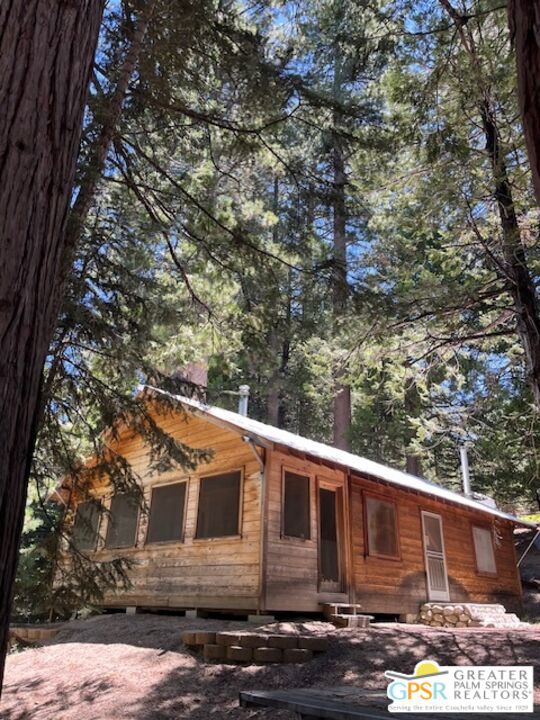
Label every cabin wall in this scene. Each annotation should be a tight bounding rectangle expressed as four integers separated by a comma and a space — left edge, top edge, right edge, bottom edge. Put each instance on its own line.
61, 412, 262, 610
262, 451, 522, 615
350, 474, 523, 615
263, 448, 350, 612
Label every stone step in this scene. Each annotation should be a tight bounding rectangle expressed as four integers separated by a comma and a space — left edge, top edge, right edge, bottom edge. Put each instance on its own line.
462, 603, 507, 615
418, 602, 528, 629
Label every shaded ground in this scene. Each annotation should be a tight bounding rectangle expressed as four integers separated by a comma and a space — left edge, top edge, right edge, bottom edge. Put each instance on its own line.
2, 614, 540, 719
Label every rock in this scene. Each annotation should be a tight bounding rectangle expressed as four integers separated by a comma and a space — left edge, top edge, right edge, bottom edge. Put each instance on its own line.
239, 633, 269, 649
253, 647, 282, 663
268, 635, 298, 650
203, 643, 226, 661
297, 636, 329, 652
215, 632, 242, 646
195, 631, 216, 645
283, 648, 313, 663
226, 645, 252, 662
181, 631, 198, 646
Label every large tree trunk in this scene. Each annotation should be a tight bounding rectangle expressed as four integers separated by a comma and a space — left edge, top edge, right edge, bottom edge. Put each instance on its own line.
0, 0, 104, 690
508, 1, 540, 208
66, 2, 154, 249
330, 3, 352, 450
440, 0, 540, 408
332, 132, 352, 450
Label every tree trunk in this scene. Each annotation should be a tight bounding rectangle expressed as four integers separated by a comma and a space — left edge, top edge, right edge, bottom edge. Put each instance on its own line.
66, 2, 154, 249
331, 130, 352, 450
0, 0, 104, 690
440, 0, 540, 408
330, 7, 351, 450
480, 101, 540, 408
508, 1, 540, 208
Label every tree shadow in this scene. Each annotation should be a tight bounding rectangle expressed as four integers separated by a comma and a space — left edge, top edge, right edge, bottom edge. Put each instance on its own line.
126, 625, 540, 719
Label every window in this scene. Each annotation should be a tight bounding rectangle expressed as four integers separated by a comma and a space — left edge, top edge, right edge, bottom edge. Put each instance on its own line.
472, 525, 497, 575
365, 495, 399, 558
283, 471, 310, 539
105, 493, 139, 548
72, 500, 101, 551
146, 482, 187, 544
196, 471, 241, 539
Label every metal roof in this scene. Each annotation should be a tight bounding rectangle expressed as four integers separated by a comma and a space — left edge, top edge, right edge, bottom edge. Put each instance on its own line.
143, 385, 536, 528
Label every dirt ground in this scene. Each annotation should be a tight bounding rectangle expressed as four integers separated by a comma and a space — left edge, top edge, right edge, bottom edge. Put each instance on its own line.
2, 614, 539, 720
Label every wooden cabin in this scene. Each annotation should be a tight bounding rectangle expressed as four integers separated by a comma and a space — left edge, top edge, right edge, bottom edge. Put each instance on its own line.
60, 386, 532, 616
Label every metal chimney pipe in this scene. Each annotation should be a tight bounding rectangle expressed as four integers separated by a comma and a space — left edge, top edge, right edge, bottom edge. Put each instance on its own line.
460, 445, 472, 497
238, 385, 250, 416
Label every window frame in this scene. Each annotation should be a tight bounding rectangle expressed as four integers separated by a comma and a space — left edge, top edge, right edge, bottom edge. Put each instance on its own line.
104, 492, 141, 550
471, 523, 498, 577
363, 491, 401, 561
72, 498, 102, 552
280, 465, 313, 542
144, 478, 189, 546
194, 467, 244, 541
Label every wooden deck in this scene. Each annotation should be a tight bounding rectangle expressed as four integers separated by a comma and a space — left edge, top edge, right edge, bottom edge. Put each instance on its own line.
239, 687, 537, 719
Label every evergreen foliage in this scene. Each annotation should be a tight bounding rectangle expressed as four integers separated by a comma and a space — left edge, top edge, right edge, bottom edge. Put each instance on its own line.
14, 0, 540, 621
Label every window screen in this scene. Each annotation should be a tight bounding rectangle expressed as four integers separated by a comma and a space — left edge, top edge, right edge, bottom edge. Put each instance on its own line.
319, 488, 339, 581
196, 471, 241, 539
105, 493, 139, 548
366, 496, 399, 558
283, 471, 310, 539
72, 500, 101, 551
472, 526, 496, 574
146, 482, 186, 543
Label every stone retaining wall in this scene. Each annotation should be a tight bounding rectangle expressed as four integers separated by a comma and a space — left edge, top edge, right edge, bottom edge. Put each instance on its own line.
182, 630, 328, 664
417, 603, 475, 628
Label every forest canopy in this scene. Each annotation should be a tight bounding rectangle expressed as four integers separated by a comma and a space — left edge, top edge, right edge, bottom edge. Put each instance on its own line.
8, 0, 540, 622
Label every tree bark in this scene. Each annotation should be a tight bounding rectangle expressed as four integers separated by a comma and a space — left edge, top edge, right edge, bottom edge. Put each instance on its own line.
66, 2, 154, 249
331, 13, 352, 451
508, 1, 540, 208
440, 0, 540, 408
0, 0, 104, 690
332, 132, 352, 450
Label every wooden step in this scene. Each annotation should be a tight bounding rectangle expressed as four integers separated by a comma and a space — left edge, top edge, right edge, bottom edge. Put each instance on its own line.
331, 613, 373, 629
322, 602, 363, 618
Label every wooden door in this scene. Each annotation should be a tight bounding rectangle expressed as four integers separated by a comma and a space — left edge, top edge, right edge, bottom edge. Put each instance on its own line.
318, 485, 343, 592
421, 511, 450, 601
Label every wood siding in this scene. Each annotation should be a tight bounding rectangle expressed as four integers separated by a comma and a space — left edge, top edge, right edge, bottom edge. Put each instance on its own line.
60, 409, 522, 615
349, 473, 522, 614
62, 411, 262, 610
263, 449, 350, 612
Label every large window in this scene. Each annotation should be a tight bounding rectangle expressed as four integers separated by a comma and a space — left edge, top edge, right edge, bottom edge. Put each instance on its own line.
146, 482, 187, 544
105, 493, 139, 549
283, 471, 310, 539
196, 471, 241, 539
72, 500, 101, 551
472, 525, 497, 575
365, 495, 399, 558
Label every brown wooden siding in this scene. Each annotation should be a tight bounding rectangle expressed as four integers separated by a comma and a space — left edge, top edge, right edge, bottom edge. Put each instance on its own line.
263, 449, 350, 612
59, 409, 522, 616
349, 473, 522, 614
61, 412, 262, 610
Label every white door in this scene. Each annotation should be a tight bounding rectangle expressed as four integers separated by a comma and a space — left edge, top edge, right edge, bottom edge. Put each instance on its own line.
421, 511, 450, 602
